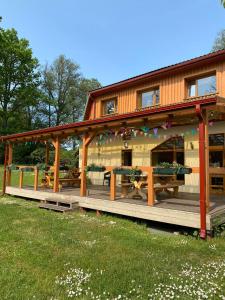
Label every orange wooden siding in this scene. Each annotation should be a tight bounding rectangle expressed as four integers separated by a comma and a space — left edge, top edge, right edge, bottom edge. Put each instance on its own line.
88, 61, 225, 120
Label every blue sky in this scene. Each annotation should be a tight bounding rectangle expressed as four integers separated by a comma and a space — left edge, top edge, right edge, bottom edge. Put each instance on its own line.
1, 0, 225, 86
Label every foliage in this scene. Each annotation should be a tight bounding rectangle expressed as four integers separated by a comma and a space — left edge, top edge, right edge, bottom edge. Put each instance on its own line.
113, 166, 142, 176
0, 20, 101, 164
86, 164, 106, 172
221, 0, 225, 8
40, 55, 101, 128
211, 29, 225, 51
155, 162, 192, 175
0, 20, 40, 135
60, 148, 79, 168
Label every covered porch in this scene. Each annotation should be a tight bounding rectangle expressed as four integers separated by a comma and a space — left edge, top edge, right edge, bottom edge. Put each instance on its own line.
2, 95, 225, 238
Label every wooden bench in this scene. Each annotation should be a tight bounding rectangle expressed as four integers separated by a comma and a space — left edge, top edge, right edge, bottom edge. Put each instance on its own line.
154, 183, 180, 197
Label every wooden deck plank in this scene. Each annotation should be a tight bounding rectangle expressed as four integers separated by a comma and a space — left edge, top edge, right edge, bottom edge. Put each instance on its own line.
5, 186, 225, 231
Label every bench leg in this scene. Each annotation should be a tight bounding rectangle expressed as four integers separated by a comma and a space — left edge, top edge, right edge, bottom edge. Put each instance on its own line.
173, 186, 179, 197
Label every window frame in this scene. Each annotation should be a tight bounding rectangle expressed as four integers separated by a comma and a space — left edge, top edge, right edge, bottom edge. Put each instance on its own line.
137, 86, 160, 109
186, 73, 216, 98
101, 97, 118, 116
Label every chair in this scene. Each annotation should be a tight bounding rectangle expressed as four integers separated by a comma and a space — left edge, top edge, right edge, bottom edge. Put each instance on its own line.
103, 171, 111, 187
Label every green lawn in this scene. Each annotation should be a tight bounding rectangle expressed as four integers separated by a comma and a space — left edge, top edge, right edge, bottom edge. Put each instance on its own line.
0, 195, 224, 299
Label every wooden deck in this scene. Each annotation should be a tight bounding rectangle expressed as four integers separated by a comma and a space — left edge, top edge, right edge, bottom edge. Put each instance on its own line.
5, 186, 225, 231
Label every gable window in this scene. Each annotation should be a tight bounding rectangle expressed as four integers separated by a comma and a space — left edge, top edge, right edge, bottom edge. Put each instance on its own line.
187, 74, 216, 97
140, 88, 160, 108
102, 98, 117, 115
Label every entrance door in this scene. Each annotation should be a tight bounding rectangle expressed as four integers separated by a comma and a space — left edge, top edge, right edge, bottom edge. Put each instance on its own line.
122, 150, 132, 166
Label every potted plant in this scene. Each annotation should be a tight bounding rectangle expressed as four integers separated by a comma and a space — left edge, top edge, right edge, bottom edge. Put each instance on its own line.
113, 166, 142, 176
153, 162, 192, 175
86, 163, 106, 172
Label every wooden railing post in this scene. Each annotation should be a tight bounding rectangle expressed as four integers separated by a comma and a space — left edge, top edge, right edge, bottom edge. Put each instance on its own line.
147, 167, 155, 206
7, 143, 13, 186
52, 136, 60, 193
110, 171, 116, 200
19, 170, 24, 188
34, 167, 39, 191
2, 144, 9, 194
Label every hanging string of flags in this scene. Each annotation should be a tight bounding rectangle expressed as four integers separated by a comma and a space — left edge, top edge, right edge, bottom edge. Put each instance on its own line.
88, 120, 214, 147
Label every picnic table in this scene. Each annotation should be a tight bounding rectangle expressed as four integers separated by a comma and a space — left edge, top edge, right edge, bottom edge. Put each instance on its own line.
41, 167, 81, 191
121, 173, 184, 200
121, 174, 148, 200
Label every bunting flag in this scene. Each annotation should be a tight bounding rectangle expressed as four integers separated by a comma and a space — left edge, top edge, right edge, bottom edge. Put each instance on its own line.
85, 119, 215, 146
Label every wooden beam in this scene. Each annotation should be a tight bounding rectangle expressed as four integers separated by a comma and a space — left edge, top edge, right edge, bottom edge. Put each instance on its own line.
2, 144, 9, 195
205, 111, 210, 211
80, 137, 88, 197
147, 167, 154, 206
34, 167, 39, 191
198, 112, 207, 239
53, 136, 60, 193
110, 172, 116, 200
6, 143, 13, 186
19, 170, 24, 189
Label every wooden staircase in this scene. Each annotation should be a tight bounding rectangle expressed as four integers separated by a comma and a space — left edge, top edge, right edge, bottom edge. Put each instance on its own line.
39, 198, 79, 213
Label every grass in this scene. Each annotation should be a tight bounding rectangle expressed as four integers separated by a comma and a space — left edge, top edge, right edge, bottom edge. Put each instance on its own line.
0, 195, 224, 299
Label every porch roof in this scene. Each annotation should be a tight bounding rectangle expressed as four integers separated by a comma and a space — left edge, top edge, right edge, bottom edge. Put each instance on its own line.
1, 95, 225, 143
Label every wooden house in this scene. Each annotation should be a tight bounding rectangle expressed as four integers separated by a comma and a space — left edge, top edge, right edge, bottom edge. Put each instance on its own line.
2, 49, 225, 238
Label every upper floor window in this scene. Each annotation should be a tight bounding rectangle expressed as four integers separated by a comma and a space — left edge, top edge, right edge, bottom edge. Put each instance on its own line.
102, 98, 117, 115
187, 74, 216, 97
140, 88, 160, 108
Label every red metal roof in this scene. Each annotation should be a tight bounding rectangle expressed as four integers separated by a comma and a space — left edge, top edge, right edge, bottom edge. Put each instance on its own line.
84, 49, 225, 119
1, 96, 217, 142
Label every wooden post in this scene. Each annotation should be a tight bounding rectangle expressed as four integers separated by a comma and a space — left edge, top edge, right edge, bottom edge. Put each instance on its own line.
2, 144, 9, 195
199, 115, 207, 239
110, 171, 116, 200
53, 136, 60, 193
147, 167, 155, 206
7, 143, 13, 186
19, 170, 24, 188
80, 136, 88, 197
34, 167, 39, 191
80, 133, 96, 197
205, 112, 210, 211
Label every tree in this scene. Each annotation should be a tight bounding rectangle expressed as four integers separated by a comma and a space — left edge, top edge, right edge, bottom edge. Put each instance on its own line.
70, 78, 101, 123
212, 30, 225, 52
0, 21, 40, 135
221, 0, 225, 8
41, 55, 81, 127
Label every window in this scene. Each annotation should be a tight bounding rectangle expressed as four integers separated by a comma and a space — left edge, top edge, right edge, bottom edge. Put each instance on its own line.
187, 74, 216, 97
140, 88, 160, 108
102, 98, 117, 115
209, 133, 224, 146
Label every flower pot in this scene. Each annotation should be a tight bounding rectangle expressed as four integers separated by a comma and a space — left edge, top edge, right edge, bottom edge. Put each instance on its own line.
86, 166, 106, 172
153, 167, 192, 175
113, 169, 142, 175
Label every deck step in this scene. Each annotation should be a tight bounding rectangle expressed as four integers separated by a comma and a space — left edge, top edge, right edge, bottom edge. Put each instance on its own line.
39, 198, 79, 212
39, 203, 74, 212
